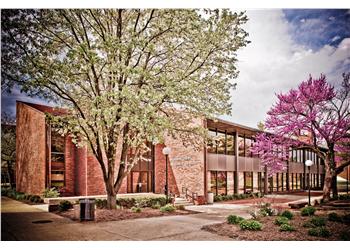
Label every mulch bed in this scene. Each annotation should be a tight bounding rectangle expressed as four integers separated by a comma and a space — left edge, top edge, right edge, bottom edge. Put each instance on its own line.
202, 210, 350, 241
55, 207, 196, 223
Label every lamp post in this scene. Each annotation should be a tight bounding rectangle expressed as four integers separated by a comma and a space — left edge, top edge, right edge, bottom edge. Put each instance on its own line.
347, 166, 349, 194
162, 146, 171, 203
305, 160, 313, 206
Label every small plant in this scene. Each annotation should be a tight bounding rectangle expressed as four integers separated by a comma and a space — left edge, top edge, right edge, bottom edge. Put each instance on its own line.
160, 204, 176, 213
95, 199, 107, 209
303, 221, 315, 228
279, 223, 295, 232
340, 230, 350, 241
275, 216, 290, 226
58, 200, 73, 212
301, 206, 316, 216
176, 205, 185, 210
342, 213, 350, 224
257, 202, 275, 216
42, 188, 60, 198
328, 212, 342, 222
227, 215, 245, 225
310, 216, 326, 227
281, 210, 294, 220
239, 219, 262, 231
152, 203, 161, 209
308, 227, 331, 237
131, 206, 142, 213
29, 195, 43, 203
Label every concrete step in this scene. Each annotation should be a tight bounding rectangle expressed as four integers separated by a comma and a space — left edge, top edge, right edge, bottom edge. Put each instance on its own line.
174, 197, 193, 206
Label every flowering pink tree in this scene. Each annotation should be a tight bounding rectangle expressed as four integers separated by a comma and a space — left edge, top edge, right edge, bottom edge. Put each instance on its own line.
251, 73, 350, 201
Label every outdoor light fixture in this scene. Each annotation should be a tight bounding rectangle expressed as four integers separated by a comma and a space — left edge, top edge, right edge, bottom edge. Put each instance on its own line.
162, 147, 171, 202
305, 160, 313, 206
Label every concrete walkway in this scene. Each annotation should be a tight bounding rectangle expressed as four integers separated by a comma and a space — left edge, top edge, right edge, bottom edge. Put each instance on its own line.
1, 193, 319, 241
1, 197, 236, 241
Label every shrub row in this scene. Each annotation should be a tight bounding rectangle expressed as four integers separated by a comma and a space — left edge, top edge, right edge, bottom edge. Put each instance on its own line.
214, 192, 263, 202
95, 196, 167, 209
328, 212, 350, 224
301, 206, 316, 216
2, 188, 43, 203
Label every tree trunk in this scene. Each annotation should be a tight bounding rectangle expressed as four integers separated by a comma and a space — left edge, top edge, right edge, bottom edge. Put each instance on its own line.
105, 175, 117, 209
322, 164, 332, 202
332, 174, 338, 198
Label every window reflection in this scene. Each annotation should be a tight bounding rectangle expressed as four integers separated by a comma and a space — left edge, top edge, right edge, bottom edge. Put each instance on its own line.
227, 134, 235, 155
217, 132, 226, 154
238, 136, 245, 156
210, 171, 227, 195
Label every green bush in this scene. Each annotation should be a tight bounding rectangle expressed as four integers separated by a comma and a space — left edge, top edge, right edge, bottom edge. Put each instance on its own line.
151, 203, 161, 209
42, 188, 60, 198
213, 193, 264, 202
116, 197, 167, 208
95, 199, 108, 209
310, 216, 327, 227
279, 223, 295, 232
275, 216, 290, 226
29, 195, 43, 203
308, 227, 331, 237
160, 204, 176, 213
340, 231, 350, 241
239, 219, 262, 231
338, 194, 350, 200
131, 206, 142, 213
328, 212, 342, 222
303, 221, 315, 228
301, 206, 316, 216
227, 215, 245, 225
281, 210, 294, 220
58, 200, 73, 212
176, 205, 185, 210
259, 202, 274, 216
15, 193, 25, 200
342, 213, 350, 224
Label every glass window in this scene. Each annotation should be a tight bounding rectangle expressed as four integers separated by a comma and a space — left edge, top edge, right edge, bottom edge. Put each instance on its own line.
226, 133, 235, 155
245, 137, 252, 157
210, 171, 217, 194
207, 130, 217, 153
244, 172, 253, 193
238, 136, 245, 156
50, 131, 65, 188
217, 131, 226, 154
217, 171, 227, 195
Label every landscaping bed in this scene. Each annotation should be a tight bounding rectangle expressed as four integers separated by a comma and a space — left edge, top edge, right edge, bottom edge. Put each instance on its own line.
202, 207, 350, 241
55, 206, 196, 222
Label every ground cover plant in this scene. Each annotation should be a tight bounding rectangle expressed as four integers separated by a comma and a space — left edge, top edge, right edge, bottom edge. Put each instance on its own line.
202, 208, 350, 240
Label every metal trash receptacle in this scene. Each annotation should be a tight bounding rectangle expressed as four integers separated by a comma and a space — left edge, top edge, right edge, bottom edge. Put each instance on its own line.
79, 198, 95, 221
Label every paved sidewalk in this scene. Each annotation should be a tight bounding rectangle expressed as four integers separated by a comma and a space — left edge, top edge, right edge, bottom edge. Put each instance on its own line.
1, 197, 234, 241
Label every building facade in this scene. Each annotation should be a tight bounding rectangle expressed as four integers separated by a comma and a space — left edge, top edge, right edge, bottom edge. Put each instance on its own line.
16, 101, 325, 201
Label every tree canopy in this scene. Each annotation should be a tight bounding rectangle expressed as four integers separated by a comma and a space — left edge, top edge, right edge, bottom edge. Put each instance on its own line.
251, 73, 350, 200
2, 9, 249, 208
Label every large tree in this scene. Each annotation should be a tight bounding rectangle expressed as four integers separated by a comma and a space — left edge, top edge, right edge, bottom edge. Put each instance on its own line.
2, 9, 249, 208
251, 74, 350, 201
1, 113, 16, 189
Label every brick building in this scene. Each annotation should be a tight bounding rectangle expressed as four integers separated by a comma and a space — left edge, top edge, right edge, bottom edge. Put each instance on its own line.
16, 101, 326, 201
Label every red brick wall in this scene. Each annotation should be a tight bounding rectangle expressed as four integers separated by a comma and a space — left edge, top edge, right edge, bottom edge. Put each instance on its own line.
16, 102, 46, 195
64, 136, 75, 195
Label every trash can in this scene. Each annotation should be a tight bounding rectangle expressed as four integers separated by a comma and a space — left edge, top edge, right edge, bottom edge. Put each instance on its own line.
207, 192, 214, 204
79, 198, 95, 221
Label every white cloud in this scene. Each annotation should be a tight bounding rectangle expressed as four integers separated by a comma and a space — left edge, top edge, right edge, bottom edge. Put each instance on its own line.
221, 9, 350, 129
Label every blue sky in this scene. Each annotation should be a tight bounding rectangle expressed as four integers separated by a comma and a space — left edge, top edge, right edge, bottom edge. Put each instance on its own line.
283, 9, 350, 50
2, 9, 350, 127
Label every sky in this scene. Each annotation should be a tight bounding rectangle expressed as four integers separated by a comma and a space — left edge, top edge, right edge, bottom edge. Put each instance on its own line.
223, 9, 350, 128
1, 9, 350, 128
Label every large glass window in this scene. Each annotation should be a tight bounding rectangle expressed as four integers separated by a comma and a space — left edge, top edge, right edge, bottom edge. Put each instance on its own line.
226, 134, 235, 155
245, 137, 252, 157
217, 131, 226, 154
207, 130, 217, 153
238, 136, 245, 156
244, 172, 253, 193
50, 131, 65, 188
210, 171, 227, 195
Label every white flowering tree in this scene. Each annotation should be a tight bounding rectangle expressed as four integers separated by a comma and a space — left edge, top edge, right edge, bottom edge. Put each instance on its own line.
2, 9, 249, 208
